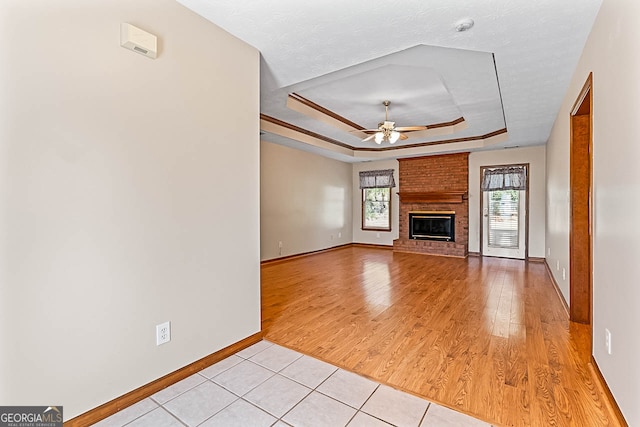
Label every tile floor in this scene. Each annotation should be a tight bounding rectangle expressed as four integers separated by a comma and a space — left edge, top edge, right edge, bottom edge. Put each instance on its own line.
94, 340, 492, 427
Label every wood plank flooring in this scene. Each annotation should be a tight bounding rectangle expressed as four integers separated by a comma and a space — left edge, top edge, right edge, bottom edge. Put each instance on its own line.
261, 246, 616, 426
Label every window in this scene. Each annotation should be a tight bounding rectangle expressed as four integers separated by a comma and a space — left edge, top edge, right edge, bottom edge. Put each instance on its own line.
362, 187, 391, 230
358, 169, 395, 232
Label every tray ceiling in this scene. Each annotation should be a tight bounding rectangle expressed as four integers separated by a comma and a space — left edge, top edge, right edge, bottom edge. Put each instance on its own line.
178, 0, 603, 162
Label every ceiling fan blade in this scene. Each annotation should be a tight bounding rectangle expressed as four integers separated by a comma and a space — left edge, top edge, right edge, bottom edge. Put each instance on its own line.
399, 133, 409, 140
395, 126, 429, 132
362, 134, 377, 142
351, 129, 381, 134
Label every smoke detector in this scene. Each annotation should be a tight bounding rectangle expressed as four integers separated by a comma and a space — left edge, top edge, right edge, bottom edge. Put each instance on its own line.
455, 18, 475, 32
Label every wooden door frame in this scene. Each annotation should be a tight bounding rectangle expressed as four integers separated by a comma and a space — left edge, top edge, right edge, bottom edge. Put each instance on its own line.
479, 163, 530, 259
569, 73, 593, 332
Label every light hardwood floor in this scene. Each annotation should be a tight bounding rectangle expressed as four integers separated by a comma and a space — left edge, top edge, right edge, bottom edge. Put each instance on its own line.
261, 246, 616, 426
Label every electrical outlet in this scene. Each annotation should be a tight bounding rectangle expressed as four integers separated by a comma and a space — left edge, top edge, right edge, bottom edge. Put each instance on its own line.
278, 241, 283, 248
156, 321, 171, 346
556, 260, 560, 270
562, 268, 566, 280
338, 232, 342, 238
547, 248, 551, 257
376, 233, 381, 238
605, 329, 612, 355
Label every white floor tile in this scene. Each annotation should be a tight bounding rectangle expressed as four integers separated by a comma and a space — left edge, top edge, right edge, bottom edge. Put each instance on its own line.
361, 384, 429, 427
212, 360, 275, 396
317, 369, 379, 409
282, 391, 357, 427
280, 355, 338, 388
92, 398, 158, 427
348, 411, 394, 427
163, 381, 237, 426
151, 373, 206, 404
235, 340, 274, 359
199, 355, 244, 379
199, 399, 277, 427
93, 344, 484, 427
244, 374, 312, 418
420, 403, 491, 426
249, 344, 303, 372
125, 407, 183, 427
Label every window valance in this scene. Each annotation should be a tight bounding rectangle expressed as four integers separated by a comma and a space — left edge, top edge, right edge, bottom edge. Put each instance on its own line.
359, 169, 396, 189
481, 166, 527, 191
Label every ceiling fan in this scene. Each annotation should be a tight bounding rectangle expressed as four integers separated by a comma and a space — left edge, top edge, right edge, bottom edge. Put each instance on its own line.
358, 100, 429, 144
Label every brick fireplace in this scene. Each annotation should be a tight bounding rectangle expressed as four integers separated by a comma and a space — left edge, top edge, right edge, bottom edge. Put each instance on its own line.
393, 152, 469, 257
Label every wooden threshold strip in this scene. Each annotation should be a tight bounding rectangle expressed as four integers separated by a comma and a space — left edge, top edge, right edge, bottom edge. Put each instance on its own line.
64, 331, 263, 427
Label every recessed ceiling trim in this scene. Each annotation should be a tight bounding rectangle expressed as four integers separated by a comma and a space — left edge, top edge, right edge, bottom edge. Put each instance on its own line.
352, 131, 509, 160
260, 114, 354, 153
353, 128, 507, 151
287, 92, 468, 141
428, 116, 466, 129
261, 113, 507, 157
287, 93, 365, 131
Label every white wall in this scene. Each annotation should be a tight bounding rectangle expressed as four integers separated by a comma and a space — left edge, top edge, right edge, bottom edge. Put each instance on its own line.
261, 141, 353, 260
468, 146, 546, 257
352, 160, 400, 246
0, 0, 260, 419
546, 0, 640, 423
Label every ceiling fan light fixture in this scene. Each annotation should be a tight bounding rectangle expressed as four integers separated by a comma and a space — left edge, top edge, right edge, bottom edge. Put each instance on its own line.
359, 100, 426, 145
389, 131, 400, 144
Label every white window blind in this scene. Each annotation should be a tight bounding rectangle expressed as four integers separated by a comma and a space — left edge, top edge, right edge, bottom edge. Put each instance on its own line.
488, 190, 520, 248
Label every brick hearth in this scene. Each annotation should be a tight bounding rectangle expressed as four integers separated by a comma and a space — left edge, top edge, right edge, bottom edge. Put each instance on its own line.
393, 153, 469, 257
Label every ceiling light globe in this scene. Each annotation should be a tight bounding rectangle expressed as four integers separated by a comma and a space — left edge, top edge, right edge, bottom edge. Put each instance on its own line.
374, 132, 384, 144
389, 131, 400, 144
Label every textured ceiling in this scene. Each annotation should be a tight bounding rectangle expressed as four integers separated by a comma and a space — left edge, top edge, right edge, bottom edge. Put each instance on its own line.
178, 0, 602, 162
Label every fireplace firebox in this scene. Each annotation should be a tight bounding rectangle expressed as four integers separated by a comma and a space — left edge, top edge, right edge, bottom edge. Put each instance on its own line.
409, 212, 455, 242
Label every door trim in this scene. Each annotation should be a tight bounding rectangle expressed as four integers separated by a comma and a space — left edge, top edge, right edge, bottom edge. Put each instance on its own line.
569, 73, 593, 329
479, 163, 530, 259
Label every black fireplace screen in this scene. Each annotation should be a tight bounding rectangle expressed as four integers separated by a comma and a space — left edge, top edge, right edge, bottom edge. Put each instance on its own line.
409, 213, 455, 242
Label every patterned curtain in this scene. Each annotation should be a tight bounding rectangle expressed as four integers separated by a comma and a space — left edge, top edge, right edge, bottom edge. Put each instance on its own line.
481, 166, 527, 191
359, 169, 396, 189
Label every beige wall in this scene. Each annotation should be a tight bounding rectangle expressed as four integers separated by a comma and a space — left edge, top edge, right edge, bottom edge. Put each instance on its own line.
352, 160, 400, 246
0, 0, 260, 419
546, 0, 640, 423
468, 146, 546, 257
260, 141, 353, 260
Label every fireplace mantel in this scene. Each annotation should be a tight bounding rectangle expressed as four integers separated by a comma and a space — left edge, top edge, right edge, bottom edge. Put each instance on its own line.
398, 191, 466, 204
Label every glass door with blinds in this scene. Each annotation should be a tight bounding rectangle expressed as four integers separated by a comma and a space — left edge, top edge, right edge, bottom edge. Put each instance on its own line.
481, 165, 528, 259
